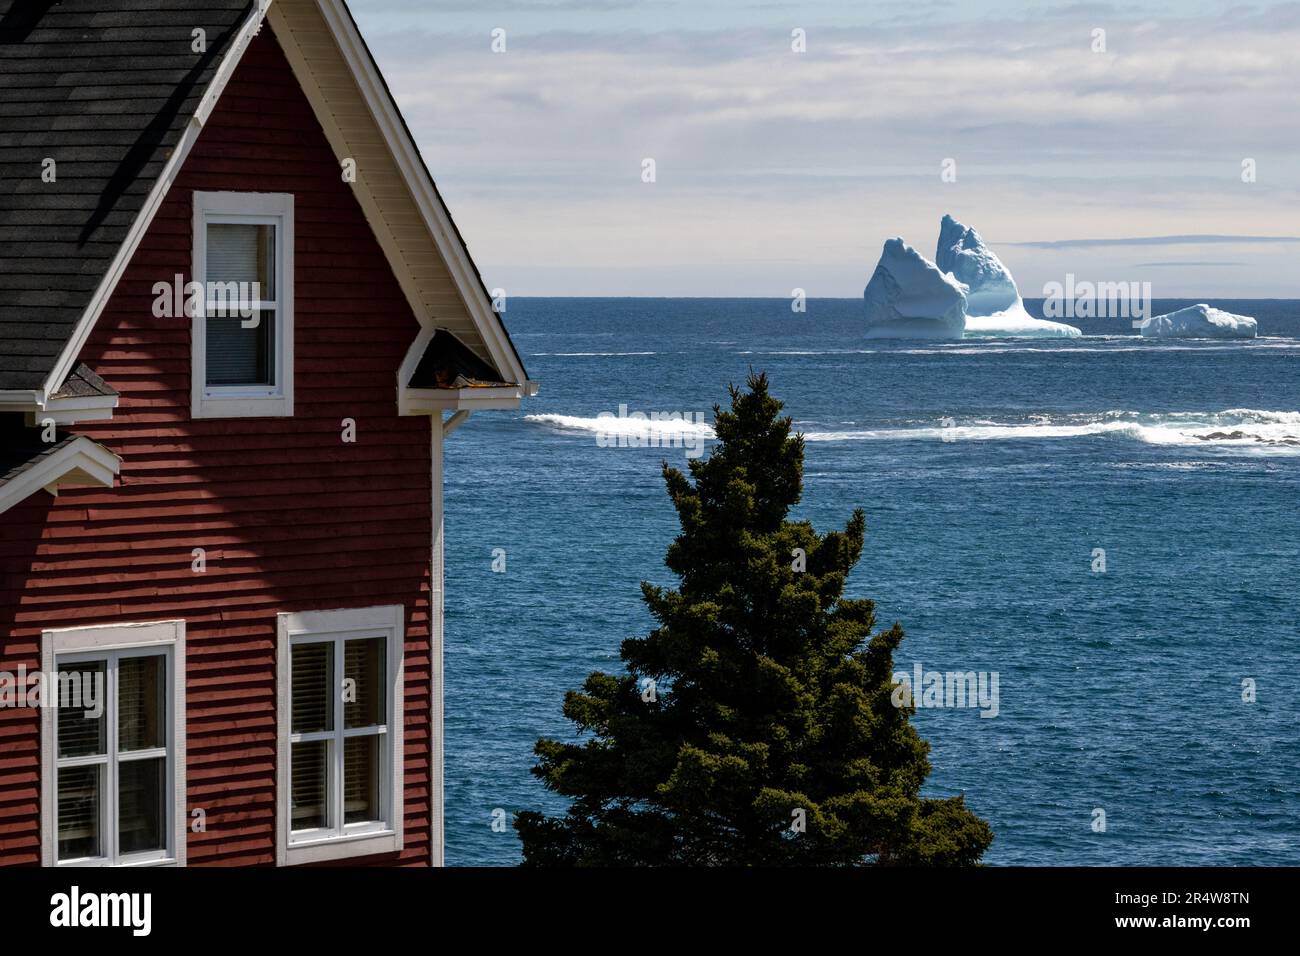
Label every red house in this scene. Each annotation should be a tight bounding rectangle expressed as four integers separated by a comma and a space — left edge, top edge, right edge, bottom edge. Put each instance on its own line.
0, 0, 533, 867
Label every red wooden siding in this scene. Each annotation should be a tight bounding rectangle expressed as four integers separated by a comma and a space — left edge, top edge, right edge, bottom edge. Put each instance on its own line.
0, 25, 433, 867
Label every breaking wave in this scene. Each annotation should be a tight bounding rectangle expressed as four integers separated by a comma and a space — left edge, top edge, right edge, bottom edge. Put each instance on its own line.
801, 409, 1300, 451
525, 413, 715, 439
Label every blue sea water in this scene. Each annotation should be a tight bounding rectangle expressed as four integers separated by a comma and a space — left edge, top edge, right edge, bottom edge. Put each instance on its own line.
443, 298, 1300, 866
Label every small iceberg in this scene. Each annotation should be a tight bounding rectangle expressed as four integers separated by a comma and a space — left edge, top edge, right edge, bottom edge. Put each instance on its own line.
1138, 303, 1258, 339
863, 238, 967, 340
935, 214, 1081, 338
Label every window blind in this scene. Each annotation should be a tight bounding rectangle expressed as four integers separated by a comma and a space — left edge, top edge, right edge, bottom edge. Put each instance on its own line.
206, 223, 273, 295
344, 638, 384, 729
56, 661, 105, 759
292, 642, 333, 734
205, 222, 275, 387
291, 741, 328, 830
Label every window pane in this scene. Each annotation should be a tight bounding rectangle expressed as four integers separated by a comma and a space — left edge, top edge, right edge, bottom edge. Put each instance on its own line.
344, 735, 380, 825
119, 655, 165, 753
56, 660, 106, 759
292, 642, 333, 734
344, 638, 385, 729
118, 757, 166, 855
207, 222, 274, 299
206, 310, 273, 387
291, 740, 329, 831
57, 764, 102, 861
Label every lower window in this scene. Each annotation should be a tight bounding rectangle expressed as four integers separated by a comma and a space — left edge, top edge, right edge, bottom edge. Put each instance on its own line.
276, 606, 404, 865
42, 621, 185, 867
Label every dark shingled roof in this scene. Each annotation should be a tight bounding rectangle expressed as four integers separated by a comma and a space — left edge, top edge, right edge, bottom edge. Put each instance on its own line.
0, 412, 77, 489
51, 361, 116, 399
0, 0, 255, 393
408, 329, 516, 389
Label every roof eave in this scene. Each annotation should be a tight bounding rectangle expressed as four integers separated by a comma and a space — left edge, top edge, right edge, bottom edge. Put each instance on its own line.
0, 437, 121, 517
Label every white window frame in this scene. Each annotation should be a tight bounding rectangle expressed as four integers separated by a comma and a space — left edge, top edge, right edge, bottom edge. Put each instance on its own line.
276, 605, 404, 866
191, 191, 295, 419
40, 620, 186, 868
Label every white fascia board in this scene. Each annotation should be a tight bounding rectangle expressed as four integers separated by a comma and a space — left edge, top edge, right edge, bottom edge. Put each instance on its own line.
312, 0, 531, 390
38, 1, 273, 401
38, 393, 120, 426
0, 438, 121, 516
42, 394, 120, 413
2, 391, 118, 426
28, 406, 118, 427
401, 387, 524, 414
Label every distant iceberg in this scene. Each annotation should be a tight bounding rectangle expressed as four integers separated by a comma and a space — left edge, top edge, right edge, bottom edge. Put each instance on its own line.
935, 214, 1081, 338
863, 238, 967, 339
1139, 303, 1257, 339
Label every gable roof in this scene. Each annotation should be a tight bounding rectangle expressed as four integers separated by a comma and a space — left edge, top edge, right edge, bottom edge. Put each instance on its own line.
0, 414, 119, 513
51, 362, 116, 400
0, 0, 257, 395
0, 0, 531, 407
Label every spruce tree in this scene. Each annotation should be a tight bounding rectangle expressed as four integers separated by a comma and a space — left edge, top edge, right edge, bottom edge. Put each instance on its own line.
516, 372, 993, 865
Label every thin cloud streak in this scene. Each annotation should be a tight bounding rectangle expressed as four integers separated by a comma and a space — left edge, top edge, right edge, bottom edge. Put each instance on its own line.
1008, 236, 1300, 249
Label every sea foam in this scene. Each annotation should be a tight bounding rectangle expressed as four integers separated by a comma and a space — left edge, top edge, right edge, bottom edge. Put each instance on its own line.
801, 409, 1300, 451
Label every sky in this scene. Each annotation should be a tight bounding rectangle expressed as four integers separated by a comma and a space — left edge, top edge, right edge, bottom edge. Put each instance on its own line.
347, 0, 1300, 297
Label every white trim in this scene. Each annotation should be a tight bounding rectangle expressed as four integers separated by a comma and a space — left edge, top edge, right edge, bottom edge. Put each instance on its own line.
1, 390, 118, 428
31, 399, 119, 426
276, 604, 405, 866
191, 191, 296, 419
39, 2, 272, 402
402, 386, 525, 415
40, 620, 187, 868
0, 437, 120, 517
442, 410, 472, 437
430, 416, 445, 867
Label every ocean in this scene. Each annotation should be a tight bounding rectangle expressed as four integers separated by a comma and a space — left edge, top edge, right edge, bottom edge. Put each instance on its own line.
443, 297, 1300, 866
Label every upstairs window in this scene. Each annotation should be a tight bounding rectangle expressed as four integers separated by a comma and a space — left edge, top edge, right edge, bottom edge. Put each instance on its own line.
191, 192, 294, 418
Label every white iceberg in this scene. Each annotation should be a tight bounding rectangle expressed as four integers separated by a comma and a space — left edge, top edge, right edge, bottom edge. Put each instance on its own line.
935, 214, 1081, 338
1139, 303, 1257, 339
863, 238, 967, 340
963, 303, 1083, 338
936, 213, 1019, 314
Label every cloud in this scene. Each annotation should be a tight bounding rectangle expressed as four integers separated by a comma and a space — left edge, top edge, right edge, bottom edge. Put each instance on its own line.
357, 0, 655, 11
1009, 235, 1300, 249
348, 3, 1300, 295
1131, 261, 1246, 267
